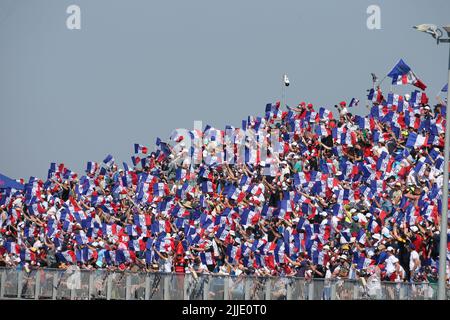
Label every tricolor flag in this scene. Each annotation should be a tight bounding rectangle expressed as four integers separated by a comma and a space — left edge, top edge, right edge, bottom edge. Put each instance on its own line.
134, 144, 148, 154
409, 91, 429, 106
405, 132, 428, 149
367, 88, 383, 104
5, 241, 20, 254
200, 252, 214, 265
103, 154, 115, 167
56, 250, 76, 264
356, 229, 367, 245
387, 59, 427, 90
349, 98, 359, 108
201, 181, 213, 193
86, 162, 98, 175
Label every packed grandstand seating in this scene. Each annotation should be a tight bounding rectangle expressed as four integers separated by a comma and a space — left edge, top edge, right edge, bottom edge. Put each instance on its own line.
0, 76, 449, 287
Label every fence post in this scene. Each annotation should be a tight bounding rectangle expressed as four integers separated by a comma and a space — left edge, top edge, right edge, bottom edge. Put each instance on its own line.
163, 274, 170, 300
145, 275, 151, 300
399, 283, 406, 300
308, 280, 314, 300
52, 271, 58, 300
223, 276, 229, 300
203, 275, 210, 300
88, 273, 94, 300
17, 270, 23, 299
0, 269, 6, 299
106, 274, 112, 300
70, 282, 76, 300
244, 278, 250, 300
330, 281, 336, 300
183, 274, 189, 300
125, 274, 131, 300
35, 271, 40, 300
286, 278, 292, 300
376, 283, 382, 300
353, 280, 359, 300
265, 278, 271, 300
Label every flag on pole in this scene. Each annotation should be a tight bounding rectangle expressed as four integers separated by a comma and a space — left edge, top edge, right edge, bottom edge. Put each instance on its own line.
387, 59, 427, 90
134, 144, 148, 154
103, 155, 115, 167
349, 98, 360, 108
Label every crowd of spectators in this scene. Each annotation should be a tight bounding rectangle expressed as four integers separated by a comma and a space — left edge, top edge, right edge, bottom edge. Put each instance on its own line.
0, 86, 449, 289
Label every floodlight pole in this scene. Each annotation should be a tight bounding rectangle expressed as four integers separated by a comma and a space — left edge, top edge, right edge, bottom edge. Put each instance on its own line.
414, 24, 450, 300
438, 27, 450, 300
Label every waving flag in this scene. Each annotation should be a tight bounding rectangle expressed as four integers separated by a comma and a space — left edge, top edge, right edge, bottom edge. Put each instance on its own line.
200, 252, 214, 265
442, 83, 448, 93
134, 144, 148, 154
86, 162, 98, 175
409, 91, 429, 106
367, 88, 383, 104
405, 132, 428, 149
0, 173, 24, 190
349, 98, 359, 108
387, 59, 427, 90
56, 250, 76, 264
103, 154, 115, 167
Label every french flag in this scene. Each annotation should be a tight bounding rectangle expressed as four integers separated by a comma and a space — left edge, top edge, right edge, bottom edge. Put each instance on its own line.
386, 93, 407, 112
56, 250, 76, 264
240, 208, 256, 226
315, 124, 327, 137
318, 107, 333, 120
134, 144, 148, 154
176, 168, 187, 181
387, 59, 427, 90
5, 241, 21, 254
134, 214, 151, 227
216, 225, 229, 241
103, 154, 115, 167
367, 88, 383, 104
409, 91, 429, 106
128, 239, 145, 252
376, 152, 391, 172
226, 244, 241, 263
356, 229, 367, 245
153, 183, 167, 197
171, 206, 190, 218
200, 252, 214, 265
405, 132, 428, 148
349, 98, 359, 108
131, 156, 141, 167
24, 226, 36, 238
201, 181, 213, 193
86, 162, 98, 174
20, 249, 36, 262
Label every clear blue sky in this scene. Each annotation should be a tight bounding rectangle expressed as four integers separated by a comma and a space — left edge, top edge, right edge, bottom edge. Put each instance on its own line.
1, 0, 449, 179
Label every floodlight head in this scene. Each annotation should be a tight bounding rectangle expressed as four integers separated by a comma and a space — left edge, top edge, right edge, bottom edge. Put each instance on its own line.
413, 24, 442, 39
443, 25, 450, 35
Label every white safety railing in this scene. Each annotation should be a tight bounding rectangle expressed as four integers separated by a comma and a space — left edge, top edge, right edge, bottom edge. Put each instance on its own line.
0, 268, 448, 300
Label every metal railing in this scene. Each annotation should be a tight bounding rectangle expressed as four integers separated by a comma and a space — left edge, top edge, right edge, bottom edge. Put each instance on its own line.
0, 267, 448, 300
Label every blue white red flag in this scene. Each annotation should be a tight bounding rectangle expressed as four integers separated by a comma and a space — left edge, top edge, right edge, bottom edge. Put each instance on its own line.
387, 59, 427, 90
103, 154, 115, 167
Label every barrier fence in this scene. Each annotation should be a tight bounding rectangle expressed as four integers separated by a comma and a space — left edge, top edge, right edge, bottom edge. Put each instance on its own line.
0, 267, 448, 300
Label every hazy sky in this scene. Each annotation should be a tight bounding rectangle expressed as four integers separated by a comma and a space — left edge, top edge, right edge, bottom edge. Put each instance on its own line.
1, 0, 449, 180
